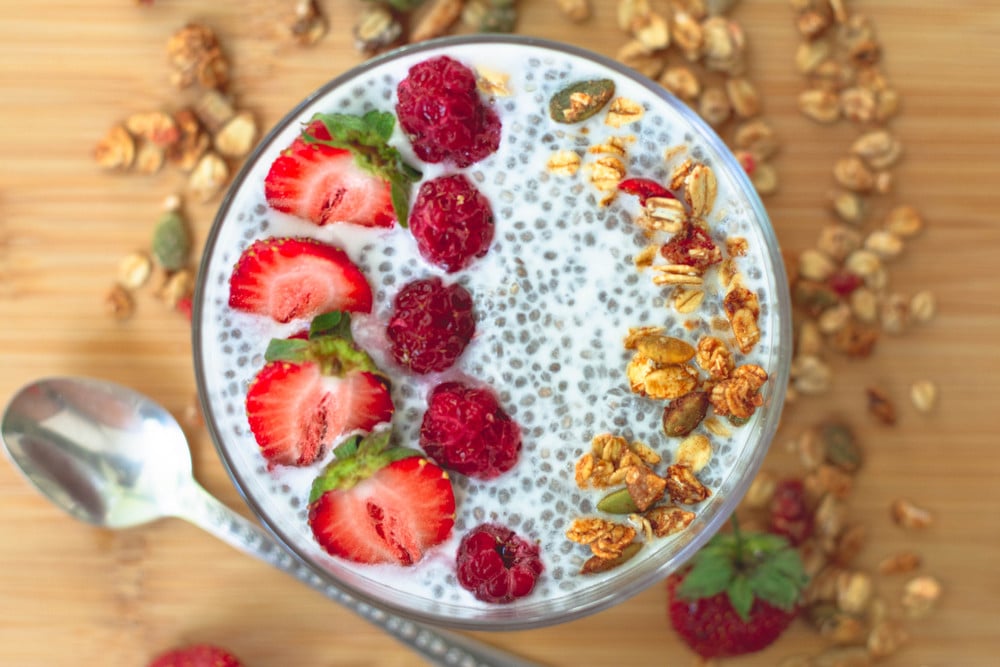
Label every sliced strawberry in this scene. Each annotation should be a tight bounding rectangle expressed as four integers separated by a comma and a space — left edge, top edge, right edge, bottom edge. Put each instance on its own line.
246, 313, 394, 468
330, 371, 394, 435
265, 113, 420, 228
228, 237, 373, 322
308, 432, 455, 565
265, 141, 395, 228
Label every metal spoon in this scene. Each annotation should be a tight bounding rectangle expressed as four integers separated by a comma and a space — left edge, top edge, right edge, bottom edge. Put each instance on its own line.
1, 377, 538, 667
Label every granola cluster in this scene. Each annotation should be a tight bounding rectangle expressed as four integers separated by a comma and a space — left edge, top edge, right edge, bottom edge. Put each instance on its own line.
556, 133, 770, 572
94, 24, 258, 204
568, 433, 699, 571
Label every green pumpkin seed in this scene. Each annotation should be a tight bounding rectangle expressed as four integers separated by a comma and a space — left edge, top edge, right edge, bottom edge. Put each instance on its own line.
549, 79, 615, 124
662, 391, 709, 438
821, 421, 863, 472
151, 211, 190, 271
597, 487, 640, 514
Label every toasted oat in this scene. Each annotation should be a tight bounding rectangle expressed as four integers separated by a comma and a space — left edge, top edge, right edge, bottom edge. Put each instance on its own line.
94, 125, 136, 170
674, 434, 712, 472
909, 380, 937, 413
672, 285, 705, 313
878, 552, 922, 575
605, 97, 645, 127
644, 505, 695, 537
891, 498, 933, 529
547, 150, 582, 176
117, 252, 153, 290
901, 575, 942, 618
409, 0, 464, 42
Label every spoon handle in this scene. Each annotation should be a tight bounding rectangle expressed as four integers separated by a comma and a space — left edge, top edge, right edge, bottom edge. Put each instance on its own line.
176, 481, 541, 667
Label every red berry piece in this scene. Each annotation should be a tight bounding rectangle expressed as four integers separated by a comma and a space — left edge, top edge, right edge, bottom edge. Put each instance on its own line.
228, 237, 373, 323
455, 523, 543, 604
409, 174, 495, 273
827, 269, 864, 297
420, 381, 522, 479
768, 478, 814, 546
396, 55, 501, 168
309, 431, 455, 565
617, 177, 675, 204
386, 277, 476, 374
659, 222, 723, 272
148, 644, 244, 667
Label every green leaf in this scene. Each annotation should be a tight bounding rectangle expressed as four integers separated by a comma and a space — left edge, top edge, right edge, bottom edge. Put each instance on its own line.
264, 338, 312, 363
727, 575, 755, 621
748, 565, 801, 611
333, 435, 361, 460
677, 550, 736, 600
768, 546, 809, 585
309, 311, 352, 340
744, 532, 791, 555
390, 178, 411, 227
309, 337, 380, 376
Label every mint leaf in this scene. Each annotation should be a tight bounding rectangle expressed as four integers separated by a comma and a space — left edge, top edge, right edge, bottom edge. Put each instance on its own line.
310, 310, 352, 341
727, 576, 755, 622
264, 338, 311, 362
677, 550, 735, 600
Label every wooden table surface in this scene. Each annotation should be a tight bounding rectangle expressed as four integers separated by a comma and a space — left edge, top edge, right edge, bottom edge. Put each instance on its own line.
1, 1, 998, 665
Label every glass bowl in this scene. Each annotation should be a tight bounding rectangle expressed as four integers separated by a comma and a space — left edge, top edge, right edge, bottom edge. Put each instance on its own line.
193, 34, 791, 631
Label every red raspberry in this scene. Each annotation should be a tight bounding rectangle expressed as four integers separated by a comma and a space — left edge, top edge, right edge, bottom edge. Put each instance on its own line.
827, 269, 863, 297
396, 56, 501, 168
409, 174, 495, 273
455, 523, 543, 604
386, 277, 475, 374
420, 381, 521, 479
768, 478, 814, 546
660, 221, 722, 271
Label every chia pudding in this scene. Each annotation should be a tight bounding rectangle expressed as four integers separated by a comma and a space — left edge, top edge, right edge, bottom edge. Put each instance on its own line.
194, 36, 790, 628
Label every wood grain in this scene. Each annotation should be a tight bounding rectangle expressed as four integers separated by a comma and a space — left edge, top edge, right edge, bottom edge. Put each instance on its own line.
1, 1, 998, 665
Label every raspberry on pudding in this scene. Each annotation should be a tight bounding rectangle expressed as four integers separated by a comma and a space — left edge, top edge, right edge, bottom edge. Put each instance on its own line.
409, 173, 495, 273
455, 523, 543, 604
395, 55, 501, 168
385, 277, 476, 374
420, 381, 522, 480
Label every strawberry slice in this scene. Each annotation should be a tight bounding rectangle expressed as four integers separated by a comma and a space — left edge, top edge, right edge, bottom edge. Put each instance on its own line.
308, 431, 455, 565
264, 112, 420, 228
228, 237, 373, 322
245, 312, 394, 468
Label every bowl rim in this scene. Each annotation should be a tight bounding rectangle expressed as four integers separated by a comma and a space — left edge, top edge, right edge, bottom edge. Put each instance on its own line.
192, 32, 792, 631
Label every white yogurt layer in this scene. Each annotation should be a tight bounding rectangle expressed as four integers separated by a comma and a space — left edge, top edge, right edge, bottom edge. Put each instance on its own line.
196, 39, 786, 623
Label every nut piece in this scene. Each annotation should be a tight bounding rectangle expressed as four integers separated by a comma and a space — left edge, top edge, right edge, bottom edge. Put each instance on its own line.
726, 77, 761, 118
476, 66, 512, 97
799, 88, 841, 123
193, 89, 236, 133
166, 23, 229, 90
644, 505, 696, 537
188, 151, 230, 203
884, 204, 923, 238
910, 380, 937, 413
410, 0, 464, 43
353, 5, 402, 54
698, 86, 731, 127
674, 434, 712, 472
104, 284, 134, 320
659, 65, 701, 103
901, 575, 942, 618
866, 385, 897, 425
695, 336, 734, 380
94, 125, 136, 170
878, 552, 922, 575
891, 498, 933, 529
557, 0, 592, 22
117, 251, 153, 289
287, 0, 328, 46
910, 290, 936, 323
213, 111, 257, 159
664, 464, 711, 504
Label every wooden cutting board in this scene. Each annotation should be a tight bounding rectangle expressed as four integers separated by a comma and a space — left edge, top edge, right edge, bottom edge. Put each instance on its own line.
1, 1, 997, 665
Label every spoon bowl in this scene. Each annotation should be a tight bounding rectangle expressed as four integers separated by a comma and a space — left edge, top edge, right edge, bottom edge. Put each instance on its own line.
1, 377, 538, 667
2, 377, 191, 529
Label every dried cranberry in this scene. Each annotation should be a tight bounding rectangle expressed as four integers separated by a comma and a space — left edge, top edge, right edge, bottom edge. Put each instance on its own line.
660, 222, 722, 271
618, 177, 675, 205
827, 269, 864, 297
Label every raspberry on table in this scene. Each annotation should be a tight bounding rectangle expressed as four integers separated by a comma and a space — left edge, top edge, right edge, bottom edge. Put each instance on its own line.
420, 381, 521, 479
409, 173, 495, 273
385, 277, 476, 374
395, 55, 502, 168
768, 478, 814, 546
455, 523, 543, 604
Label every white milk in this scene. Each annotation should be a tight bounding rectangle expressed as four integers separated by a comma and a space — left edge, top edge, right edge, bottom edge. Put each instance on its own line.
196, 39, 787, 623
